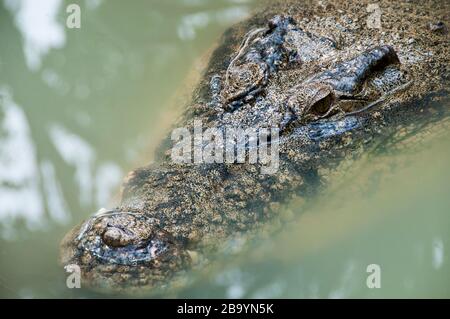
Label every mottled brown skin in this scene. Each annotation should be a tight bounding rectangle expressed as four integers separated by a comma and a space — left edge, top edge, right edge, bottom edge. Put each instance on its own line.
60, 0, 449, 293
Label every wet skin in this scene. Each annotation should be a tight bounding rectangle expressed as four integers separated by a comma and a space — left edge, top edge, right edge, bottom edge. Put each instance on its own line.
60, 0, 449, 293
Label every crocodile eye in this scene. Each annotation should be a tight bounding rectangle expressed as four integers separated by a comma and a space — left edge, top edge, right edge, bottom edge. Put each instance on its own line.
102, 227, 133, 248
287, 83, 335, 120
309, 89, 335, 115
76, 211, 173, 265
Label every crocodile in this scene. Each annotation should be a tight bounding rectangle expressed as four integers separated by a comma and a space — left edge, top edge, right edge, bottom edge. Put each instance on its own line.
60, 0, 449, 293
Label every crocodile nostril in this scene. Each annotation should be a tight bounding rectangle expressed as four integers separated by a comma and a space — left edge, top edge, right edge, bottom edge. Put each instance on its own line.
102, 227, 133, 248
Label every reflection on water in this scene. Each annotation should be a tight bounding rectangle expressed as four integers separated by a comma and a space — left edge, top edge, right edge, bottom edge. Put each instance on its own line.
0, 0, 449, 298
432, 238, 444, 270
0, 88, 44, 236
48, 123, 95, 206
40, 159, 70, 224
4, 0, 66, 71
177, 6, 249, 40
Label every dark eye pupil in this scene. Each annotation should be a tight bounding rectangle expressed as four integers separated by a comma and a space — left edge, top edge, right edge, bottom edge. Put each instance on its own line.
310, 94, 334, 115
102, 227, 130, 247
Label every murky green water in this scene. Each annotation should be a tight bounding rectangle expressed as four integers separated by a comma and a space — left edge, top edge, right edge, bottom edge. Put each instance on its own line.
0, 0, 449, 298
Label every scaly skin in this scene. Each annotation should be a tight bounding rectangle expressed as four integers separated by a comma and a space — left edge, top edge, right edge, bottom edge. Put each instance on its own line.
60, 0, 449, 293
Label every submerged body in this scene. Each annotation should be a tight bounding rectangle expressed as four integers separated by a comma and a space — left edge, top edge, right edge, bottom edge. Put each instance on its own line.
61, 0, 449, 292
